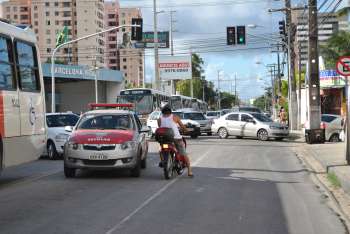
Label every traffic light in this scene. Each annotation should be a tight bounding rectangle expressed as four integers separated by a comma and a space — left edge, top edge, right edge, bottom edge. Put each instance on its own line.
131, 18, 143, 41
279, 20, 286, 36
226, 27, 235, 45
236, 26, 246, 45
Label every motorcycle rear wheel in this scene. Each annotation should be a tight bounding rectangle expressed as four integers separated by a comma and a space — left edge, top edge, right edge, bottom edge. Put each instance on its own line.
163, 152, 174, 180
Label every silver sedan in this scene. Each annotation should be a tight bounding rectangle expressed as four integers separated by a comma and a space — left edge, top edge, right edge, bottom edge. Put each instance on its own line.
211, 112, 289, 141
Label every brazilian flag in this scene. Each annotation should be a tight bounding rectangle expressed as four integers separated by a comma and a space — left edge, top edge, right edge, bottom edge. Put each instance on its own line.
55, 26, 69, 48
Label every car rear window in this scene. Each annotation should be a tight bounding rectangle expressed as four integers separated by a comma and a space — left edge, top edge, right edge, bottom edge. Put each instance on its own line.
321, 115, 337, 123
46, 114, 79, 127
184, 112, 205, 120
77, 114, 134, 130
239, 107, 262, 113
207, 112, 219, 117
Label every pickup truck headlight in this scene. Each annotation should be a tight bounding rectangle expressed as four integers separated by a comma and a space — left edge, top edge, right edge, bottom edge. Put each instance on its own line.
120, 141, 137, 150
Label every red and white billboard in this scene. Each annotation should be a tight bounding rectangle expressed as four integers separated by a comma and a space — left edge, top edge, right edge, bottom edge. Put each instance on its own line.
159, 56, 192, 80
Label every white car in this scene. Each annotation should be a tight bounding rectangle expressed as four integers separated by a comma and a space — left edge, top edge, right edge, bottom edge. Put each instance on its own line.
322, 114, 343, 142
46, 113, 80, 160
147, 111, 201, 138
212, 112, 289, 141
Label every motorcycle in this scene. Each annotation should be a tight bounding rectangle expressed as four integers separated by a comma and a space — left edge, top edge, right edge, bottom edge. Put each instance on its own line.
155, 127, 187, 180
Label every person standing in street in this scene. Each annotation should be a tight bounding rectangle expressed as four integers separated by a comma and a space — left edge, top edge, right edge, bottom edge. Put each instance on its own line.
279, 107, 287, 125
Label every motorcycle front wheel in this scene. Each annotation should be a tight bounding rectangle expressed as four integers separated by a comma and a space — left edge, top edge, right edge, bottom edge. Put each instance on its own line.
163, 152, 174, 180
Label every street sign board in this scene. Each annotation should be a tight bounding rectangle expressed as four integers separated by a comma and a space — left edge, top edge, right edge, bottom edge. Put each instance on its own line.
336, 56, 350, 76
134, 31, 169, 49
159, 56, 192, 80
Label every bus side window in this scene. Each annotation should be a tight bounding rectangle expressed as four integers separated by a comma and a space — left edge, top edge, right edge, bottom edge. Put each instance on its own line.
0, 36, 16, 90
15, 41, 40, 92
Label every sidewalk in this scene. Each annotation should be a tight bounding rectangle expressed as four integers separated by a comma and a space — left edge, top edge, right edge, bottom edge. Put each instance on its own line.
302, 142, 350, 193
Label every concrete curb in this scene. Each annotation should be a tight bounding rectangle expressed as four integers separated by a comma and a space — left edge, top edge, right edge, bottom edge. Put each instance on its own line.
294, 143, 350, 231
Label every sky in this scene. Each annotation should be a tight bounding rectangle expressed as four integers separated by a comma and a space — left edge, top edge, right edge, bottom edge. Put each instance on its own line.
0, 0, 334, 100
119, 0, 303, 101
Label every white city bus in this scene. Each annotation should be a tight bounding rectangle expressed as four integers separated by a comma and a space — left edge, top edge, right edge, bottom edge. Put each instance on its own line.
0, 20, 46, 174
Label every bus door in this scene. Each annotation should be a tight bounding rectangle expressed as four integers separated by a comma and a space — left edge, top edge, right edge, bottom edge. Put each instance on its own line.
0, 35, 20, 137
15, 41, 45, 136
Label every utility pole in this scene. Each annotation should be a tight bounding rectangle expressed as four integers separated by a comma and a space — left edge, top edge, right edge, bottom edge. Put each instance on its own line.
217, 70, 221, 110
234, 73, 237, 106
286, 0, 298, 130
153, 0, 160, 90
202, 80, 205, 101
277, 44, 282, 102
307, 0, 322, 143
170, 10, 176, 95
190, 48, 193, 98
298, 42, 302, 130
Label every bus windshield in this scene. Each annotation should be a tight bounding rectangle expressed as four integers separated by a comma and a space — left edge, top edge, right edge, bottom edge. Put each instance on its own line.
118, 95, 153, 115
171, 96, 182, 110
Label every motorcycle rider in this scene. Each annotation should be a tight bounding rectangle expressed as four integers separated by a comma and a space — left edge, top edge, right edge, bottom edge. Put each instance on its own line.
157, 104, 193, 177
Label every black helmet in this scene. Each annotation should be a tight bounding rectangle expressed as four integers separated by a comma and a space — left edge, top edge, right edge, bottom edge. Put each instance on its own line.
161, 104, 172, 114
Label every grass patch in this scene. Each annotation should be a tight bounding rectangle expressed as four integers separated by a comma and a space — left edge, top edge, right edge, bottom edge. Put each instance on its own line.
327, 172, 341, 188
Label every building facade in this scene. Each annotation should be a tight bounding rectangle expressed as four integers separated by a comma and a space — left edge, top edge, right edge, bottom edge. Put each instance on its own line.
337, 0, 350, 31
1, 0, 105, 67
104, 0, 120, 70
1, 0, 31, 25
292, 10, 339, 68
118, 7, 144, 87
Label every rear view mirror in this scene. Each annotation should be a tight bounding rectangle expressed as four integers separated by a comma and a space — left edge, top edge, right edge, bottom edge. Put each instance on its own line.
140, 126, 150, 133
65, 126, 73, 132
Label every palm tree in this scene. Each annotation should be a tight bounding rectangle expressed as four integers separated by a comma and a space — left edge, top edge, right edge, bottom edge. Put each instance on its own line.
320, 31, 350, 69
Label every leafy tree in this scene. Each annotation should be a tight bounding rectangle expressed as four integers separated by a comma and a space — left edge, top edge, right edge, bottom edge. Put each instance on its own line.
46, 57, 66, 64
220, 92, 237, 109
320, 31, 350, 69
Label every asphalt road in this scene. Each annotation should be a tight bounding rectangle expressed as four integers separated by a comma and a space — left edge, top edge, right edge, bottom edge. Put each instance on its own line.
0, 137, 346, 234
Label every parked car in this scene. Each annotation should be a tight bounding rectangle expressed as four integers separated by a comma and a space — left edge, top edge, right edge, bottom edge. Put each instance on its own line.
46, 113, 80, 160
206, 109, 233, 120
321, 114, 343, 142
147, 111, 201, 138
64, 106, 149, 178
212, 112, 289, 141
176, 109, 212, 136
205, 111, 221, 120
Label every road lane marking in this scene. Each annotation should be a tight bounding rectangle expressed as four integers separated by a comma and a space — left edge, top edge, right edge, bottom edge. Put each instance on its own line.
105, 148, 212, 234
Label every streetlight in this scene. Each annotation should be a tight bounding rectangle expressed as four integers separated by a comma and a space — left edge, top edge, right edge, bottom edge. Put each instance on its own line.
90, 64, 101, 104
51, 24, 140, 113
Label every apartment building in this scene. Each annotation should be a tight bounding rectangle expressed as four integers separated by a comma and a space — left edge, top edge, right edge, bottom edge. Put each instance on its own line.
104, 0, 119, 70
337, 0, 350, 31
1, 0, 31, 25
119, 7, 144, 87
292, 10, 339, 68
0, 0, 105, 67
